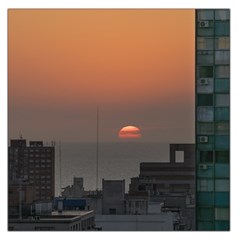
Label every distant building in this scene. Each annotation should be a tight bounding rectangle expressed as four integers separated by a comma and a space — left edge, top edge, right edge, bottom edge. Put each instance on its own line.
8, 211, 95, 231
61, 177, 84, 198
102, 179, 125, 215
125, 191, 149, 215
8, 139, 55, 217
195, 9, 230, 230
129, 144, 195, 230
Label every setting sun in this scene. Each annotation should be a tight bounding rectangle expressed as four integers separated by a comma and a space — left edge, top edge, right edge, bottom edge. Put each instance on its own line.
118, 126, 142, 139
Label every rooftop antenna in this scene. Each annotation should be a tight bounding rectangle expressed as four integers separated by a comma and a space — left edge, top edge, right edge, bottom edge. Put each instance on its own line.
96, 106, 99, 191
59, 141, 62, 196
19, 131, 23, 139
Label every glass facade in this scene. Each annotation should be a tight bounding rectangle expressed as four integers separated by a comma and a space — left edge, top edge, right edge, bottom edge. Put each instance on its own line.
196, 9, 230, 231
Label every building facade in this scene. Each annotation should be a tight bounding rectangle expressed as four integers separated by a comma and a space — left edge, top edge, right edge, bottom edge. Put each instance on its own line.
102, 179, 125, 215
9, 211, 95, 231
8, 139, 55, 216
129, 144, 195, 230
195, 9, 230, 230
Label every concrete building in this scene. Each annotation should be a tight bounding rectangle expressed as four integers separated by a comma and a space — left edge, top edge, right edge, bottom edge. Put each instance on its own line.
129, 144, 195, 230
102, 179, 125, 215
125, 191, 149, 215
8, 139, 55, 217
8, 211, 95, 231
95, 213, 174, 231
61, 177, 84, 198
195, 9, 230, 230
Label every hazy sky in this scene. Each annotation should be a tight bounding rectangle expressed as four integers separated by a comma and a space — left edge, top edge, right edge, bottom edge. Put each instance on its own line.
8, 9, 195, 143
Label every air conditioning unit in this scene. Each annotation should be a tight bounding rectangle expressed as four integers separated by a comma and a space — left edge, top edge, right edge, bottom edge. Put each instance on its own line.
200, 78, 209, 85
199, 136, 208, 143
199, 164, 207, 170
199, 21, 210, 28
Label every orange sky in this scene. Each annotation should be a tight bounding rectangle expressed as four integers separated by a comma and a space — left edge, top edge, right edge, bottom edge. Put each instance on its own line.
8, 10, 195, 143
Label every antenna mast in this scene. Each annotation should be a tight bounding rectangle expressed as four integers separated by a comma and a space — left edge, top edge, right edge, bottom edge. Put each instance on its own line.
59, 141, 62, 196
96, 106, 99, 191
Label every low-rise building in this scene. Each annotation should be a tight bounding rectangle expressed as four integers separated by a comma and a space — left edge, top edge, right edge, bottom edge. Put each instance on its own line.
102, 179, 125, 214
95, 213, 174, 231
8, 210, 95, 231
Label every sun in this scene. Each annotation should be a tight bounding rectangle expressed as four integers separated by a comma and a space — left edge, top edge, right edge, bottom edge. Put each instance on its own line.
118, 125, 142, 139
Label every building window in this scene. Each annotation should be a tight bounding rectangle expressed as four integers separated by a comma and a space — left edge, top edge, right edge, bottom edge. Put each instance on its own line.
215, 151, 229, 163
197, 123, 214, 135
215, 79, 230, 93
215, 180, 229, 192
197, 37, 214, 50
199, 66, 213, 78
197, 179, 214, 192
215, 107, 230, 121
197, 107, 214, 122
197, 94, 213, 106
215, 51, 230, 65
175, 151, 184, 163
197, 192, 214, 206
215, 208, 229, 220
197, 51, 213, 65
215, 66, 230, 78
199, 151, 213, 163
197, 78, 214, 94
215, 164, 230, 178
215, 135, 230, 149
215, 94, 230, 107
215, 37, 230, 50
215, 21, 230, 36
215, 10, 230, 20
109, 208, 116, 214
197, 10, 214, 20
215, 122, 229, 135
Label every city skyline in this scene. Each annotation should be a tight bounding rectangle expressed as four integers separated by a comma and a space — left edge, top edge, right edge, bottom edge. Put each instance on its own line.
8, 9, 195, 143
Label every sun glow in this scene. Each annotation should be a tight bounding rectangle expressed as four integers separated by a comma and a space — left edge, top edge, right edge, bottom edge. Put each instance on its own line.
118, 126, 142, 139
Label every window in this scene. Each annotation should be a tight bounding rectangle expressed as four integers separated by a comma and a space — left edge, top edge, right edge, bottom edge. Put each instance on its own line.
215, 122, 229, 135
197, 165, 214, 178
215, 192, 229, 207
197, 10, 214, 20
197, 192, 214, 206
215, 135, 230, 149
215, 37, 230, 50
197, 51, 213, 65
109, 208, 116, 214
215, 107, 230, 121
215, 10, 230, 20
215, 79, 230, 93
198, 179, 214, 191
197, 94, 213, 106
215, 180, 229, 192
197, 37, 214, 50
215, 51, 230, 65
197, 107, 214, 122
215, 164, 230, 178
199, 151, 213, 163
197, 123, 214, 135
215, 21, 230, 36
197, 78, 214, 94
215, 66, 230, 78
175, 151, 184, 163
199, 66, 213, 78
197, 207, 214, 220
215, 151, 229, 163
215, 94, 230, 107
215, 208, 229, 220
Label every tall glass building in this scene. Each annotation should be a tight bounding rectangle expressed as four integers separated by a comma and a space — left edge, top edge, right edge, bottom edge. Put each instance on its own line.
195, 9, 230, 230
